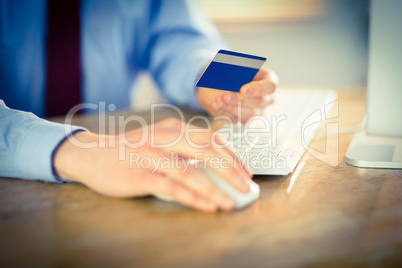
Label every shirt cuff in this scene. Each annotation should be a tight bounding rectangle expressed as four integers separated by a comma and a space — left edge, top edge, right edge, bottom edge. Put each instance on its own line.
14, 120, 87, 183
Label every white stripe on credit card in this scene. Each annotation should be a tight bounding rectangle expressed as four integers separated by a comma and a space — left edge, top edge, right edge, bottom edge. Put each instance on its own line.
213, 52, 265, 69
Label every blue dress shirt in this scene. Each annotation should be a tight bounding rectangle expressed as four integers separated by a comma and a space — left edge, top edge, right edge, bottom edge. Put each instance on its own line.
0, 0, 225, 182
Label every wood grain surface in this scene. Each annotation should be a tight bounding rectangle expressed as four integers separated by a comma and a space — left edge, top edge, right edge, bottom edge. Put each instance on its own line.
1, 89, 401, 268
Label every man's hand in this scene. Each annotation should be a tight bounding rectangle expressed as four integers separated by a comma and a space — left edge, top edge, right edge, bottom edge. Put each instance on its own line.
54, 118, 252, 212
197, 68, 278, 123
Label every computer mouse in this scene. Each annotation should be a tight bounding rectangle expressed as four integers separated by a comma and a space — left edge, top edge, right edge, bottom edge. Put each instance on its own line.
155, 165, 260, 210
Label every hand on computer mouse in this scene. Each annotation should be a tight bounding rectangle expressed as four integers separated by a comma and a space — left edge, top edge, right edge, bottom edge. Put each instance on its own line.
54, 118, 252, 212
156, 163, 260, 210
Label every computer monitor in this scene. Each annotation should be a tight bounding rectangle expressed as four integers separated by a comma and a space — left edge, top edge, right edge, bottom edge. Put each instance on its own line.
345, 0, 402, 169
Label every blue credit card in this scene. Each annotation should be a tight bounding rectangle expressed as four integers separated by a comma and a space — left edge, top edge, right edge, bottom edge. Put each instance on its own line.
196, 49, 266, 92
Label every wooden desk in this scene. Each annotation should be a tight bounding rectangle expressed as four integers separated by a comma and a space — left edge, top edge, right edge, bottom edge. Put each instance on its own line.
1, 90, 401, 267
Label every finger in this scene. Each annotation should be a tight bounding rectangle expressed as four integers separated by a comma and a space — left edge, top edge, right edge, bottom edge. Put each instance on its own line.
210, 93, 245, 122
238, 96, 273, 109
210, 94, 226, 114
152, 119, 253, 192
240, 68, 278, 97
194, 141, 252, 193
144, 172, 219, 212
213, 91, 273, 112
197, 87, 225, 115
219, 97, 273, 123
150, 155, 236, 211
218, 95, 275, 124
161, 131, 252, 192
210, 91, 243, 114
213, 107, 240, 124
218, 104, 257, 124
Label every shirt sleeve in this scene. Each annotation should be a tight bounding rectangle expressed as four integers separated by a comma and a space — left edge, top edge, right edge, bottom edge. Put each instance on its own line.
146, 0, 228, 111
0, 100, 87, 183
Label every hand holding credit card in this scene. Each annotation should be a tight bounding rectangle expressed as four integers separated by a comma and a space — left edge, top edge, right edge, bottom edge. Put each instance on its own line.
196, 50, 266, 92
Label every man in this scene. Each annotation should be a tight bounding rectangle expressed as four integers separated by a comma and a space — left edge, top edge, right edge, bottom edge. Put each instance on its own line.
0, 0, 277, 212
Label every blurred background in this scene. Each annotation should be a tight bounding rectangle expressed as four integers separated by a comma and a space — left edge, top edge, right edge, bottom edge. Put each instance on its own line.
132, 0, 369, 110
